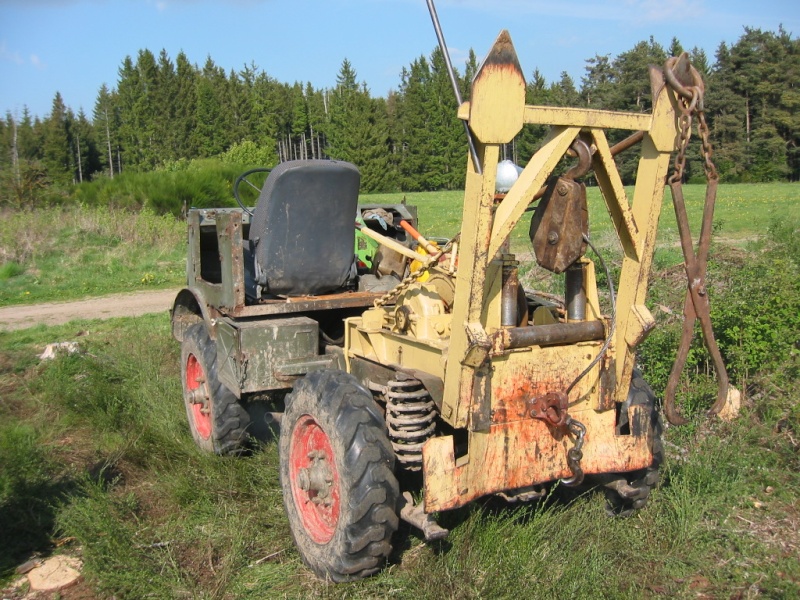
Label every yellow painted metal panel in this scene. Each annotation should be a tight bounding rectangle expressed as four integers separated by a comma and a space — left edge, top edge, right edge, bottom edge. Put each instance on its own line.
523, 105, 652, 130
468, 31, 526, 144
441, 142, 499, 427
591, 129, 640, 261
423, 345, 654, 512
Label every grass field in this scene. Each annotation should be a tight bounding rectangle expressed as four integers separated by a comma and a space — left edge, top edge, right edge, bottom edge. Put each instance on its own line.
1, 314, 798, 598
1, 184, 799, 598
0, 182, 797, 307
0, 207, 185, 307
370, 181, 800, 249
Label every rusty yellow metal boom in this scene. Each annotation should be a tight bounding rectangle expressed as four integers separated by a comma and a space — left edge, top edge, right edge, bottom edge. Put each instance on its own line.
345, 30, 681, 512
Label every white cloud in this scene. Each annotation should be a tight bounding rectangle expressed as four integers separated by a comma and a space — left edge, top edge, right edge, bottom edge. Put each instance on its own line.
0, 41, 47, 69
0, 41, 25, 65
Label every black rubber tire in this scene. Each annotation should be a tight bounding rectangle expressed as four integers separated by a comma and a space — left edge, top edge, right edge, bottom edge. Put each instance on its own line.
602, 371, 664, 517
279, 370, 399, 582
180, 323, 250, 455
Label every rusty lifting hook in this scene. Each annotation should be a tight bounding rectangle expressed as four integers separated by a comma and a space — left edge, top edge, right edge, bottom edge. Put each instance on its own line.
564, 138, 592, 181
662, 53, 732, 426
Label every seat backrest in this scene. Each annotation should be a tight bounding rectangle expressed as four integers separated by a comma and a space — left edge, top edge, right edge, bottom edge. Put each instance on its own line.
249, 159, 360, 296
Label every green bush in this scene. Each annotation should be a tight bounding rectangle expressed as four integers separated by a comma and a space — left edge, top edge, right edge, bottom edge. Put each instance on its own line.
220, 140, 278, 168
0, 261, 24, 279
638, 219, 800, 415
72, 160, 244, 216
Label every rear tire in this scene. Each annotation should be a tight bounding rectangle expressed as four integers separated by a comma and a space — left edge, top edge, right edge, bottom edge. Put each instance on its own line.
279, 370, 399, 582
181, 323, 250, 455
602, 371, 664, 517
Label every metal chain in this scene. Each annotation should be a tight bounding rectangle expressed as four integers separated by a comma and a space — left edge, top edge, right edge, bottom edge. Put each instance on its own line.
372, 235, 458, 308
662, 56, 731, 425
669, 94, 694, 185
560, 417, 586, 487
373, 266, 428, 308
697, 109, 718, 181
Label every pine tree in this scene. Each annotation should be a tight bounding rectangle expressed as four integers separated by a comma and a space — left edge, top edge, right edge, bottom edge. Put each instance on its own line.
707, 42, 748, 180
41, 92, 72, 184
430, 47, 469, 189
115, 55, 139, 171
461, 48, 479, 100
249, 71, 282, 152
133, 49, 160, 169
154, 49, 179, 162
668, 37, 684, 58
305, 82, 328, 159
396, 57, 435, 190
581, 54, 614, 107
115, 50, 161, 170
174, 52, 198, 158
611, 37, 667, 112
16, 108, 39, 161
191, 56, 233, 157
327, 60, 392, 191
550, 71, 581, 107
93, 84, 118, 178
515, 69, 550, 166
71, 108, 99, 183
327, 59, 361, 164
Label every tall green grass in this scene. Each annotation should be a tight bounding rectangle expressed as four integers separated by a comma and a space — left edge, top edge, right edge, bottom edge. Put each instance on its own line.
0, 205, 185, 306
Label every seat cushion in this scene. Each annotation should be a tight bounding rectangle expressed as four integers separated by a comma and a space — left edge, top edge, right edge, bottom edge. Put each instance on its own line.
249, 160, 360, 296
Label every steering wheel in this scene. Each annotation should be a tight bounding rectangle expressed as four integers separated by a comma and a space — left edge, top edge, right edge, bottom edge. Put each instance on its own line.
233, 167, 271, 216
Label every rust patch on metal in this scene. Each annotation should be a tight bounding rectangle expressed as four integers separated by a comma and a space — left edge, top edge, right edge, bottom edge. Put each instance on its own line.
479, 30, 524, 76
422, 402, 654, 513
527, 391, 569, 428
490, 359, 573, 425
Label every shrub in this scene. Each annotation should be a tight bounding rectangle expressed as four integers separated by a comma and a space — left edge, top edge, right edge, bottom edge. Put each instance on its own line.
220, 140, 278, 168
638, 219, 800, 415
72, 160, 243, 216
0, 262, 24, 279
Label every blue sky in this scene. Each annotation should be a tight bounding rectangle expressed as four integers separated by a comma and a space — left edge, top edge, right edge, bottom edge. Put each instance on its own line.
1, 0, 798, 120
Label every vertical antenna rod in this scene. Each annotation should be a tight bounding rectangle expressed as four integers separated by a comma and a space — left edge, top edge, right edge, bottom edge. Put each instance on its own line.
425, 0, 483, 174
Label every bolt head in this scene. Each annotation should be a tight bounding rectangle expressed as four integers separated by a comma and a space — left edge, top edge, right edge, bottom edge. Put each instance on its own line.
298, 468, 310, 491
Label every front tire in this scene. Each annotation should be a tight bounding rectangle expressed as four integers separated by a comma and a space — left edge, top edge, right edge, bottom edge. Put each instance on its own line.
180, 323, 250, 455
279, 370, 399, 582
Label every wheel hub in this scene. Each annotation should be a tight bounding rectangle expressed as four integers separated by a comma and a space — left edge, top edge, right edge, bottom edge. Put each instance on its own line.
289, 415, 341, 544
185, 354, 212, 439
297, 450, 334, 506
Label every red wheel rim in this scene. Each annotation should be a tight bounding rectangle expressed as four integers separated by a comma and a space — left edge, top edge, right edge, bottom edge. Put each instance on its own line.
289, 414, 341, 544
185, 354, 212, 440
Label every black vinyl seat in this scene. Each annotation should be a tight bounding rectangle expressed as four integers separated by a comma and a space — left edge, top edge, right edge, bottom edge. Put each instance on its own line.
248, 159, 360, 297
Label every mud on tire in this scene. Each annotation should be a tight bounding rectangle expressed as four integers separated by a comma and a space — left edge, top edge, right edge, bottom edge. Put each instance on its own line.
180, 323, 250, 455
279, 370, 399, 582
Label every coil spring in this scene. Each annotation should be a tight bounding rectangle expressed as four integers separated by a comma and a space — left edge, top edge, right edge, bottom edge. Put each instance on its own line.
384, 376, 437, 471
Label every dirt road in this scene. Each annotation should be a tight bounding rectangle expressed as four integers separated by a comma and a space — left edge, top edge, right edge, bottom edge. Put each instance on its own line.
0, 289, 178, 331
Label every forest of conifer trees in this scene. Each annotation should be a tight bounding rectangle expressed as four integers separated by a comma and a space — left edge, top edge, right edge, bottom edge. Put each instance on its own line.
0, 26, 797, 208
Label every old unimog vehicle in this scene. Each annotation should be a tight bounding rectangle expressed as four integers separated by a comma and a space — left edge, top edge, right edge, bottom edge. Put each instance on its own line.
171, 8, 732, 582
